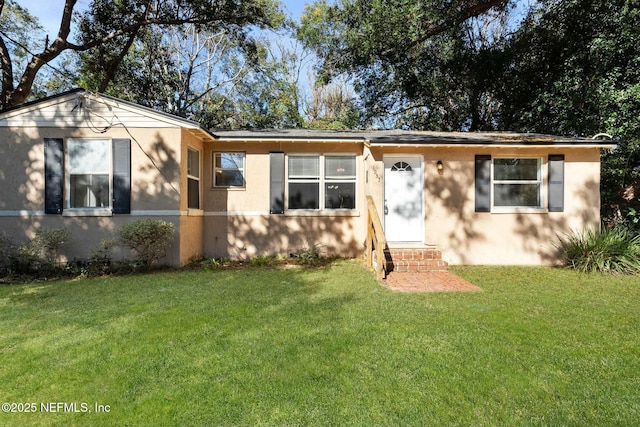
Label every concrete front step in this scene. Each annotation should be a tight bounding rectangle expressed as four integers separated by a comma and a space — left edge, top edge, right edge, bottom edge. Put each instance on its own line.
384, 248, 448, 273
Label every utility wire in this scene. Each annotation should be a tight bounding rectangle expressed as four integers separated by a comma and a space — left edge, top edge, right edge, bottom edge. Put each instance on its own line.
78, 92, 182, 198
1, 31, 184, 199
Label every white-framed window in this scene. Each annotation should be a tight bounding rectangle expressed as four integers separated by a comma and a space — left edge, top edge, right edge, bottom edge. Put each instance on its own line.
287, 154, 356, 210
492, 158, 542, 208
324, 155, 356, 209
67, 138, 111, 210
187, 147, 201, 209
214, 152, 245, 187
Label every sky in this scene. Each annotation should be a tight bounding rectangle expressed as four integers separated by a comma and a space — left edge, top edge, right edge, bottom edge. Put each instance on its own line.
17, 0, 308, 37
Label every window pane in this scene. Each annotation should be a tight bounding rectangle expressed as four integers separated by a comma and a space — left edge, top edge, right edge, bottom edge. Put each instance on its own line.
188, 149, 200, 178
289, 156, 319, 178
216, 170, 244, 187
288, 182, 319, 209
216, 153, 244, 170
188, 177, 200, 209
214, 153, 245, 187
68, 139, 109, 174
70, 174, 109, 208
325, 182, 355, 209
494, 184, 541, 207
494, 158, 538, 181
325, 156, 356, 179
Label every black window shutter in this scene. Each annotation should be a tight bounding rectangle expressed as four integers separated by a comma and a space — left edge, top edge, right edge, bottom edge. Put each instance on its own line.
270, 152, 285, 214
475, 155, 492, 212
112, 139, 131, 214
548, 154, 565, 212
44, 138, 64, 214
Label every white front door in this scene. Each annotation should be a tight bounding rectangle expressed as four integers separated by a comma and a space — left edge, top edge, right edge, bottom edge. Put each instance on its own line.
383, 156, 424, 242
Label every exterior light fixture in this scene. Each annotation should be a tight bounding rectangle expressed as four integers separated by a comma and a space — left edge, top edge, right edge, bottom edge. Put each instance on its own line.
436, 160, 444, 175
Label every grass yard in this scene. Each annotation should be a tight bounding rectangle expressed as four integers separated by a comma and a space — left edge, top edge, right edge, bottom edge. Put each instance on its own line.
1, 260, 639, 426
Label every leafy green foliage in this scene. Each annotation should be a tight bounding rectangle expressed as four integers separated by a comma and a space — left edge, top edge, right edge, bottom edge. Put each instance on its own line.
2, 228, 72, 274
297, 0, 514, 129
250, 253, 279, 267
0, 235, 13, 271
290, 242, 324, 265
207, 38, 306, 129
73, 0, 289, 121
498, 1, 640, 135
195, 257, 232, 271
86, 238, 118, 276
306, 77, 360, 130
33, 228, 72, 264
116, 219, 175, 267
555, 226, 640, 274
499, 0, 640, 223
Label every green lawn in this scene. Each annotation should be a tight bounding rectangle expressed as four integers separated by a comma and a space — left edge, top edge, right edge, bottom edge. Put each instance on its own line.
1, 261, 639, 426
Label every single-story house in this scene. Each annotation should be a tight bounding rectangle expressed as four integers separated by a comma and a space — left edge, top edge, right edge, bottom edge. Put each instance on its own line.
0, 89, 615, 268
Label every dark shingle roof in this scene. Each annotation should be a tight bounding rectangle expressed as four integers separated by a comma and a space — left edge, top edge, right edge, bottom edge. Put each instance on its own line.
212, 129, 615, 147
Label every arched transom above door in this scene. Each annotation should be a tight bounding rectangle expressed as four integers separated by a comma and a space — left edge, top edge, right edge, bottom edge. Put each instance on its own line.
391, 161, 413, 172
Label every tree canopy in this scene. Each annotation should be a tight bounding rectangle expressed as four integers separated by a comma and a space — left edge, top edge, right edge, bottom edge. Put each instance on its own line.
298, 0, 639, 136
297, 0, 513, 129
0, 0, 286, 108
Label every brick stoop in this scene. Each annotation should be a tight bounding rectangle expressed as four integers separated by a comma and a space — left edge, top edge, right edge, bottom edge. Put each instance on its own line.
384, 248, 448, 273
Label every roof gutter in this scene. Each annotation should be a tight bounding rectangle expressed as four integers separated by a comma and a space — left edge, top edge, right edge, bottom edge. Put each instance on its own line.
368, 142, 617, 149
213, 137, 366, 144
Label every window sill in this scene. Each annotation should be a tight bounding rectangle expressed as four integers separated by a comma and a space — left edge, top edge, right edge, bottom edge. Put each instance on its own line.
63, 208, 113, 217
211, 186, 246, 191
284, 209, 360, 217
491, 207, 549, 214
187, 209, 204, 216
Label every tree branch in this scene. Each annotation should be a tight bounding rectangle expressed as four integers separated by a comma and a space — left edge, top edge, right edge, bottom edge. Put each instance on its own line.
97, 30, 139, 93
382, 0, 509, 59
0, 0, 14, 107
4, 0, 269, 107
0, 0, 12, 106
0, 35, 13, 107
9, 0, 77, 106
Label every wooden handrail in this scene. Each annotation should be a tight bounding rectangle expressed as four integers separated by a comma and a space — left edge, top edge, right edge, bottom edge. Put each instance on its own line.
366, 196, 387, 280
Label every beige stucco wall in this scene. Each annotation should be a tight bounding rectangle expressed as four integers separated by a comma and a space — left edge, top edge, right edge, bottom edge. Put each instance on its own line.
204, 214, 365, 259
367, 145, 602, 265
0, 119, 606, 267
202, 140, 367, 259
0, 126, 189, 266
179, 129, 205, 264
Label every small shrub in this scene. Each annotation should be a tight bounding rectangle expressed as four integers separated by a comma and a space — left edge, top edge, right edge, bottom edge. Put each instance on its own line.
11, 241, 41, 273
199, 258, 222, 271
34, 228, 72, 265
250, 254, 277, 268
116, 219, 174, 267
6, 228, 71, 274
87, 238, 118, 276
291, 243, 324, 265
555, 225, 640, 274
0, 235, 15, 272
